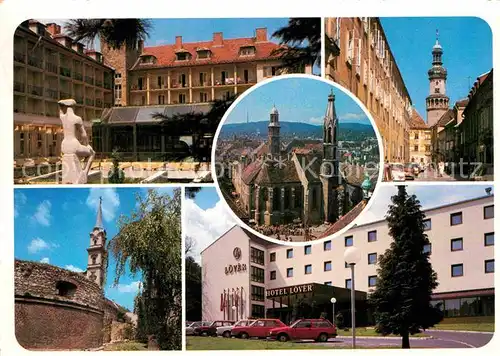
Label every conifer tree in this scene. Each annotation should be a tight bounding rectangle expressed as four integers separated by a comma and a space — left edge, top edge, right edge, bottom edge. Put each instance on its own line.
368, 186, 443, 348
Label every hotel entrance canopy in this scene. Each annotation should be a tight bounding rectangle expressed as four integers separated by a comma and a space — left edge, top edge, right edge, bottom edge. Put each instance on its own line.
266, 282, 367, 307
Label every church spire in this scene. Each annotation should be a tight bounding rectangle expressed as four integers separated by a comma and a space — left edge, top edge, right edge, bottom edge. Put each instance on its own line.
95, 197, 104, 230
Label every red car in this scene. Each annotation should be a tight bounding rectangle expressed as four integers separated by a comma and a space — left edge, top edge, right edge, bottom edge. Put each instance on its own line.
194, 320, 234, 336
268, 318, 337, 342
231, 318, 286, 339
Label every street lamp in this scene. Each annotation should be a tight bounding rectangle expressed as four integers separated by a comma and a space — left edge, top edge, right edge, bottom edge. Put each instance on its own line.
232, 305, 237, 321
330, 297, 337, 326
344, 246, 361, 349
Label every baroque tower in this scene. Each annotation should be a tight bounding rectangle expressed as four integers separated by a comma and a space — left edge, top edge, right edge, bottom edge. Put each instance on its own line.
268, 105, 281, 156
86, 197, 107, 288
426, 30, 449, 127
320, 90, 340, 223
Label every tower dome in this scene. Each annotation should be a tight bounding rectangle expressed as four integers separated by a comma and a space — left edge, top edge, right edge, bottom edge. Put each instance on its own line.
270, 106, 279, 115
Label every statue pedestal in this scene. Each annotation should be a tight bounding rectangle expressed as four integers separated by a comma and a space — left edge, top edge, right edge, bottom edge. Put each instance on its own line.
61, 154, 87, 184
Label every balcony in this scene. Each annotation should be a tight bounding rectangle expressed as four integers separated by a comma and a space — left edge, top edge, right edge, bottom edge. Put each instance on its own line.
14, 81, 25, 93
73, 71, 83, 81
96, 99, 103, 107
14, 51, 26, 64
192, 80, 212, 87
27, 84, 43, 97
45, 87, 58, 100
28, 56, 43, 69
169, 81, 188, 89
60, 67, 72, 78
85, 98, 95, 106
84, 76, 94, 85
59, 91, 71, 99
131, 84, 146, 91
75, 96, 84, 105
45, 62, 58, 74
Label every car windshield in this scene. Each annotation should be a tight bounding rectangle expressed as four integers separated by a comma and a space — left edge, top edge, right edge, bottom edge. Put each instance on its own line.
235, 320, 248, 327
248, 320, 257, 326
289, 320, 302, 328
190, 322, 201, 327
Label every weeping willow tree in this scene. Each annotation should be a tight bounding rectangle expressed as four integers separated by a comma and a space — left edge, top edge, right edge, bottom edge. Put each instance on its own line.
109, 188, 182, 350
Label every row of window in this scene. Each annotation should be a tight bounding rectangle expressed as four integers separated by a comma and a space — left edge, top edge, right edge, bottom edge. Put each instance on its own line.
452, 260, 494, 277
251, 285, 265, 301
251, 247, 265, 266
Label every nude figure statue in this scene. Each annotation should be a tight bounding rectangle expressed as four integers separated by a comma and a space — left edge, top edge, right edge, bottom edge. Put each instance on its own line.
58, 99, 95, 183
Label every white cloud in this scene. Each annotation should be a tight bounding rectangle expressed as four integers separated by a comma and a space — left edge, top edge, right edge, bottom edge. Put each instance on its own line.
15, 191, 28, 218
86, 188, 120, 222
40, 257, 50, 264
342, 112, 366, 120
65, 265, 84, 273
27, 237, 57, 254
308, 116, 323, 125
33, 200, 52, 226
356, 185, 493, 225
184, 198, 236, 263
117, 281, 142, 293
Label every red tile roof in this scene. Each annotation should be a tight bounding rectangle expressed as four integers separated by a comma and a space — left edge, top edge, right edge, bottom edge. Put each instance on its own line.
468, 70, 492, 100
132, 37, 283, 69
409, 109, 428, 130
320, 200, 367, 238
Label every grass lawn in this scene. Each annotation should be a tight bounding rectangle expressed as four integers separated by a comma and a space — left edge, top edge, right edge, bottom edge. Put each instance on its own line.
104, 341, 148, 351
430, 316, 494, 332
337, 328, 428, 338
186, 336, 400, 350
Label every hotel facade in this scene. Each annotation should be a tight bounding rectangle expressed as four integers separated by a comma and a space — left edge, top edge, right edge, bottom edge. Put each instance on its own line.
324, 17, 412, 163
14, 20, 311, 162
13, 20, 114, 161
201, 194, 494, 324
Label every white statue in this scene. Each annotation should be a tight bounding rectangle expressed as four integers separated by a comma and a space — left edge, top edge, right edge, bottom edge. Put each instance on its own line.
58, 99, 95, 184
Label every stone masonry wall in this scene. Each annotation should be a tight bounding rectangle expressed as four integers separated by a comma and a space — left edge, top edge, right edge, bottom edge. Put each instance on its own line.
15, 260, 106, 350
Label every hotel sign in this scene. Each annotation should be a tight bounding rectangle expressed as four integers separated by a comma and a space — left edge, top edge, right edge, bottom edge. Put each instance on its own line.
266, 283, 314, 297
225, 247, 247, 275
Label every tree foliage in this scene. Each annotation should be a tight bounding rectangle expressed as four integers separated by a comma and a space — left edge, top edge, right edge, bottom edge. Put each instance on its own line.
185, 187, 203, 199
152, 95, 237, 161
368, 186, 443, 348
108, 188, 182, 350
108, 149, 125, 184
64, 19, 151, 49
271, 18, 321, 72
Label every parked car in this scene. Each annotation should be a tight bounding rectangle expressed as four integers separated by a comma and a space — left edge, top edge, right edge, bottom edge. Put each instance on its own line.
389, 163, 406, 182
268, 318, 337, 342
404, 163, 415, 180
217, 319, 253, 338
231, 318, 286, 339
194, 320, 235, 336
410, 163, 420, 176
186, 321, 210, 336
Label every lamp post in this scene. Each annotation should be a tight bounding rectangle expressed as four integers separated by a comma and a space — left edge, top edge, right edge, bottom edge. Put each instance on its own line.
232, 305, 236, 321
344, 246, 361, 349
330, 297, 337, 326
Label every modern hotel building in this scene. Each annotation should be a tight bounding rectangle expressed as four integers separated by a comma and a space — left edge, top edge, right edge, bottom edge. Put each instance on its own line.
201, 194, 494, 324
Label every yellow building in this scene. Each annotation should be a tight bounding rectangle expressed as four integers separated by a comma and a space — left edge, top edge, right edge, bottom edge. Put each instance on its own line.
13, 20, 114, 162
409, 109, 431, 165
325, 17, 412, 163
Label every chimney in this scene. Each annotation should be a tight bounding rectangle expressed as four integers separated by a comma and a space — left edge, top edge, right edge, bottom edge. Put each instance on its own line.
175, 36, 182, 49
255, 28, 267, 42
138, 39, 144, 53
46, 23, 61, 36
213, 32, 223, 46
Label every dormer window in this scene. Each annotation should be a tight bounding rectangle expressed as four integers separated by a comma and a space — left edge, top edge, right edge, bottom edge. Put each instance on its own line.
196, 49, 211, 60
175, 50, 191, 61
140, 55, 157, 65
240, 46, 256, 56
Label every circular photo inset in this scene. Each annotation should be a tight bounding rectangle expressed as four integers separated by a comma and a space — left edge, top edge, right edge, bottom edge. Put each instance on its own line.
213, 75, 382, 244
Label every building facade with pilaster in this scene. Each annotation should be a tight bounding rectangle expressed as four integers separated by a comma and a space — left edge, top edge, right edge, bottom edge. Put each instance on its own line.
325, 17, 412, 163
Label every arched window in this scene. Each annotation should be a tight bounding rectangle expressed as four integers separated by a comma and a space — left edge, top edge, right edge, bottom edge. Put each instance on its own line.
91, 254, 97, 265
93, 237, 98, 245
326, 126, 332, 143
56, 281, 77, 297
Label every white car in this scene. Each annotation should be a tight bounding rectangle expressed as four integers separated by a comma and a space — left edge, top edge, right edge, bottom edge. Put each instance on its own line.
390, 163, 406, 182
216, 319, 254, 338
186, 321, 210, 336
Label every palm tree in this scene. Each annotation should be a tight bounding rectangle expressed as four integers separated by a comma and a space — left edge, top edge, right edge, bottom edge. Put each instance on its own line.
152, 94, 237, 161
64, 19, 151, 49
271, 18, 321, 73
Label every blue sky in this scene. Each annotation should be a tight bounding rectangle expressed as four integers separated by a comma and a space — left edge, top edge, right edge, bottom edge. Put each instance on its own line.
14, 187, 175, 311
186, 185, 493, 261
380, 17, 492, 122
223, 77, 370, 125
